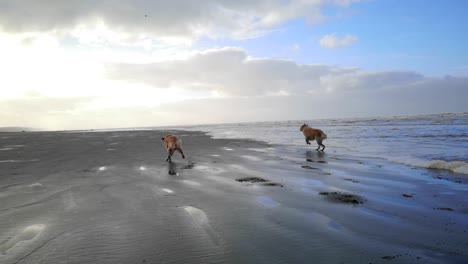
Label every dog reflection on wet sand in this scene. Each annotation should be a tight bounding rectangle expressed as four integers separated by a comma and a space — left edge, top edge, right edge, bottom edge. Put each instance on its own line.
168, 161, 177, 175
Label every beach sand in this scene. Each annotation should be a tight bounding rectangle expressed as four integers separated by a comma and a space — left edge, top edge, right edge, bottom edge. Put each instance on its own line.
1, 130, 467, 264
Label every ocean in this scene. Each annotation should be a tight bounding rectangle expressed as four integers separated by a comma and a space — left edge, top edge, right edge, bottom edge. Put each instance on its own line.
175, 112, 468, 175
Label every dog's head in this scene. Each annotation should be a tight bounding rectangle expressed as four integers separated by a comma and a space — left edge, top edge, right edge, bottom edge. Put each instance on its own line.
300, 123, 308, 131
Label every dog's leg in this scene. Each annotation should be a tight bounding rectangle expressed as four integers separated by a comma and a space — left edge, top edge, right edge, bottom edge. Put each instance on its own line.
176, 147, 185, 159
306, 138, 311, 145
166, 149, 174, 162
317, 138, 325, 151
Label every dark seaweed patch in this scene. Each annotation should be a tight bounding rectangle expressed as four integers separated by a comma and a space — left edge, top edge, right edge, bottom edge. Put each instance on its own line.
236, 177, 267, 183
301, 165, 320, 170
344, 178, 359, 183
319, 192, 365, 204
306, 159, 327, 163
262, 182, 284, 187
435, 207, 454, 211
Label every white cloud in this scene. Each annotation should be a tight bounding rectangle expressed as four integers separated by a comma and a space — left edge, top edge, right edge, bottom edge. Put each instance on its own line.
319, 33, 358, 48
106, 47, 338, 96
0, 0, 360, 44
289, 44, 301, 52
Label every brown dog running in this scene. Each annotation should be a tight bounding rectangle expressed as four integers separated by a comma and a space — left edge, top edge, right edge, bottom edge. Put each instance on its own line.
161, 135, 185, 162
300, 124, 327, 151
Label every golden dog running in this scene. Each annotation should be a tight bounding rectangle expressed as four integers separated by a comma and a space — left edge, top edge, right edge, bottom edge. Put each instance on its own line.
300, 124, 327, 151
161, 135, 185, 162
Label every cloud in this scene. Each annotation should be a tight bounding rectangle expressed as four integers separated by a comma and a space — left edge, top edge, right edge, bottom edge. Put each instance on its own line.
0, 1, 360, 43
1, 74, 466, 130
288, 44, 301, 52
106, 47, 339, 96
108, 48, 438, 97
0, 44, 466, 130
319, 33, 358, 48
320, 71, 425, 92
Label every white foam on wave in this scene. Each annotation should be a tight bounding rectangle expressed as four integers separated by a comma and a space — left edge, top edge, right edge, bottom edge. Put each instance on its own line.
389, 157, 468, 175
98, 166, 107, 171
27, 183, 43, 188
428, 160, 468, 175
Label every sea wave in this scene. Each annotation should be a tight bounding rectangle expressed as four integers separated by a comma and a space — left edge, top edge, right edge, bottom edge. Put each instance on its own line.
388, 157, 468, 175
427, 160, 468, 175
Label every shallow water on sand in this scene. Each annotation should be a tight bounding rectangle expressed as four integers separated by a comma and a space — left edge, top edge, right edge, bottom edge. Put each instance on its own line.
1, 128, 467, 264
178, 112, 468, 174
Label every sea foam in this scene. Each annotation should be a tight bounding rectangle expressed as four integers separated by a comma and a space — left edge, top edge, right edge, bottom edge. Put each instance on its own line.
428, 160, 468, 175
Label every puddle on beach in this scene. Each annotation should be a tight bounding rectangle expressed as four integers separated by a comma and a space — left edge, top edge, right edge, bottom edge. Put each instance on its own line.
0, 159, 39, 163
358, 208, 401, 223
27, 183, 43, 188
161, 188, 174, 194
182, 180, 201, 186
328, 220, 343, 231
241, 155, 261, 161
184, 206, 221, 246
0, 224, 45, 254
258, 196, 280, 207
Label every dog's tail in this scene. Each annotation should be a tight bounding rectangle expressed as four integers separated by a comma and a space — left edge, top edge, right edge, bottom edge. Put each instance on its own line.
321, 132, 327, 139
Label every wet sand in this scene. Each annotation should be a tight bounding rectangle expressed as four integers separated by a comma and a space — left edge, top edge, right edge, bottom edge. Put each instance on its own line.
0, 130, 467, 264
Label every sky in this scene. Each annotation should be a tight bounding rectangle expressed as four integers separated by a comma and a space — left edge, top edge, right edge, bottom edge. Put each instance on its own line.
0, 0, 467, 130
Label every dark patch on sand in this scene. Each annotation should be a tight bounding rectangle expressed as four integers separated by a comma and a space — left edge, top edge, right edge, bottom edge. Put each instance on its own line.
382, 254, 402, 260
402, 194, 413, 198
344, 178, 359, 183
306, 159, 327, 163
319, 192, 365, 205
181, 163, 195, 169
261, 182, 284, 187
236, 177, 284, 187
236, 177, 267, 183
435, 207, 454, 211
301, 165, 320, 170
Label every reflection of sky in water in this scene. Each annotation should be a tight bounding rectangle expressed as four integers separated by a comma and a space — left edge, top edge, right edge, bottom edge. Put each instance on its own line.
258, 196, 279, 207
328, 220, 343, 231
